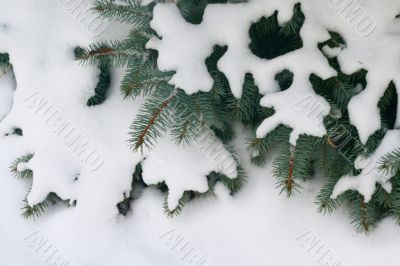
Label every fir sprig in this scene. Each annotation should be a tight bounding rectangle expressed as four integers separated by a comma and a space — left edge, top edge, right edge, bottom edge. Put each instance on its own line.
10, 154, 34, 179
273, 144, 302, 197
94, 0, 153, 26
163, 193, 189, 217
215, 166, 247, 194
87, 64, 112, 106
129, 87, 177, 151
379, 149, 400, 175
315, 175, 344, 214
21, 192, 64, 220
75, 41, 140, 67
0, 53, 11, 72
121, 60, 173, 99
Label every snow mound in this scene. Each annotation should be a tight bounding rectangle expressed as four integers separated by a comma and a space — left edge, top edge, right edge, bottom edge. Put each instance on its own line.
142, 129, 238, 210
332, 130, 400, 202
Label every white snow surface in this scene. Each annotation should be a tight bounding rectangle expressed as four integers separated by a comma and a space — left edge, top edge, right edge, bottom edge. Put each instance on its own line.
3, 127, 400, 266
1, 0, 400, 265
335, 1, 400, 144
142, 129, 238, 210
142, 141, 211, 211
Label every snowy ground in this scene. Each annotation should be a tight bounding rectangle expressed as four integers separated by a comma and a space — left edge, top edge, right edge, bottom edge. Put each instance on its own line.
3, 131, 400, 266
1, 1, 400, 266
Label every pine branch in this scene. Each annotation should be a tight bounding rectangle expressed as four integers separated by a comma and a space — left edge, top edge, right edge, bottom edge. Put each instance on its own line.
208, 70, 226, 104
226, 73, 262, 124
378, 148, 400, 175
161, 165, 245, 217
249, 6, 303, 60
195, 92, 226, 130
129, 87, 177, 151
279, 3, 305, 36
315, 136, 353, 179
372, 183, 393, 209
170, 93, 201, 144
75, 41, 141, 67
163, 192, 189, 217
378, 81, 397, 130
10, 154, 34, 179
275, 69, 294, 91
347, 193, 384, 234
117, 162, 147, 215
87, 63, 112, 106
388, 176, 400, 223
215, 166, 247, 194
359, 199, 370, 233
121, 59, 173, 99
325, 31, 346, 48
21, 198, 48, 220
315, 176, 343, 214
211, 123, 234, 143
274, 144, 302, 197
323, 116, 365, 165
247, 125, 289, 166
94, 0, 152, 26
205, 45, 229, 105
292, 135, 321, 180
364, 130, 385, 156
12, 128, 23, 136
152, 181, 169, 193
21, 192, 63, 220
0, 53, 11, 72
170, 89, 230, 145
330, 78, 359, 109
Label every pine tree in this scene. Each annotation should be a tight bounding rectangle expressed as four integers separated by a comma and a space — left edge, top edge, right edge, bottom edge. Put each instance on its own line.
15, 0, 400, 233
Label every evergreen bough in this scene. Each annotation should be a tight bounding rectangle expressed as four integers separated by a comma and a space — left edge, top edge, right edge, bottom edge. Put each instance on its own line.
11, 0, 400, 233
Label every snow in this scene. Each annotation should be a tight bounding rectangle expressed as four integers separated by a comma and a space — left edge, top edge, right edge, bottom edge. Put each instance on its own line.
0, 4, 152, 237
332, 130, 400, 202
142, 129, 237, 210
142, 128, 238, 210
147, 1, 335, 98
16, 162, 30, 173
142, 141, 212, 211
334, 1, 400, 144
3, 129, 400, 266
256, 85, 330, 145
1, 0, 400, 265
321, 45, 344, 58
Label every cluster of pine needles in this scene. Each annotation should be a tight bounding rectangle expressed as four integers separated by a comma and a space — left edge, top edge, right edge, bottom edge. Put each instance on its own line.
5, 1, 400, 233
